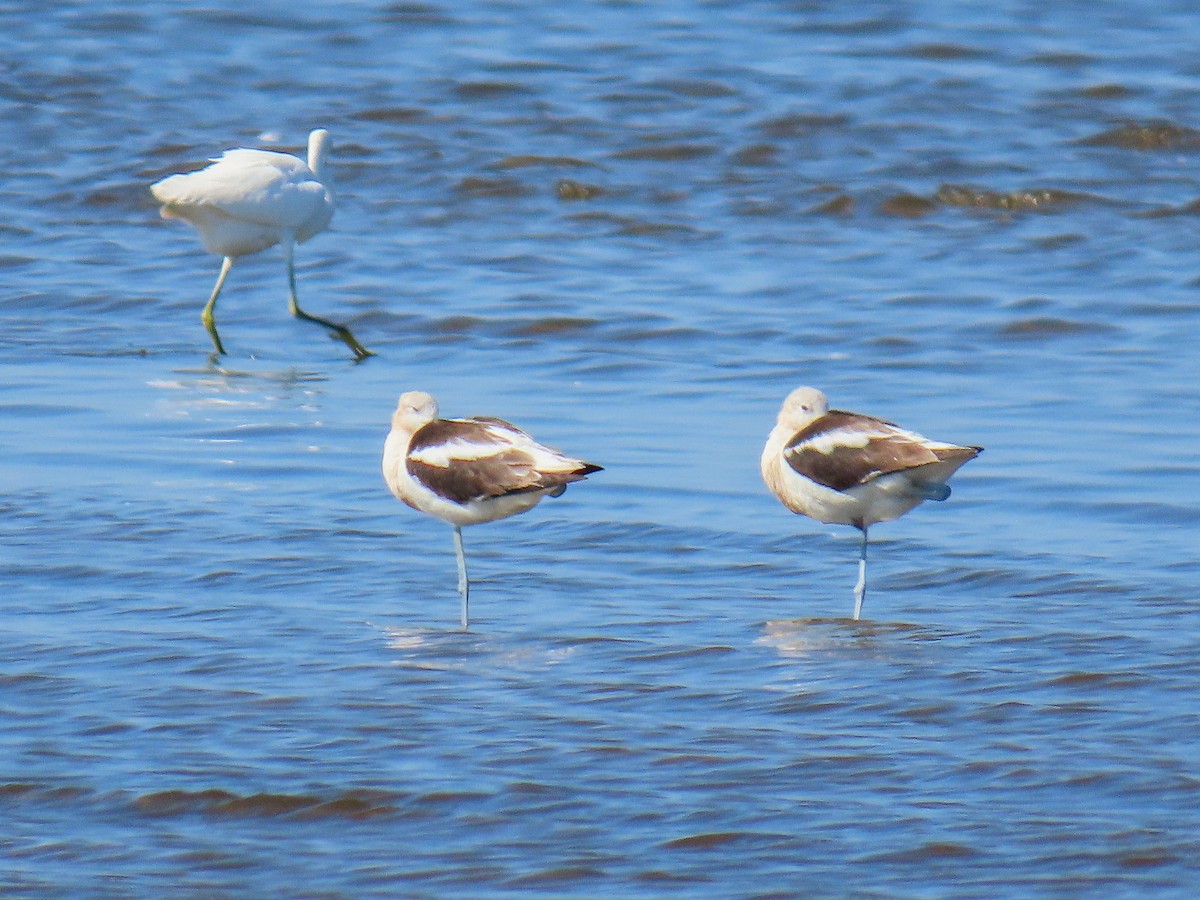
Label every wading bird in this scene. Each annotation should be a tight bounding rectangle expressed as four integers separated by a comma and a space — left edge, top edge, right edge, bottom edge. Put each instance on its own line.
151, 128, 371, 360
382, 391, 601, 629
761, 386, 981, 620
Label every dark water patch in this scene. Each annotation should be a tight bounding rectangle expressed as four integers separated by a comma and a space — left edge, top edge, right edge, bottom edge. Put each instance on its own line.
564, 211, 704, 239
1120, 464, 1200, 482
0, 218, 35, 241
589, 682, 688, 701
491, 58, 581, 74
887, 293, 990, 309
579, 743, 641, 758
628, 645, 735, 663
412, 790, 491, 808
903, 42, 989, 60
0, 783, 93, 806
635, 869, 713, 884
771, 695, 848, 715
453, 80, 532, 100
504, 781, 564, 797
81, 720, 136, 737
376, 2, 459, 26
1010, 575, 1130, 599
1026, 51, 1096, 68
351, 106, 426, 124
866, 335, 919, 350
808, 192, 855, 215
134, 788, 406, 820
1077, 120, 1200, 151
662, 831, 793, 851
505, 865, 607, 886
1029, 233, 1087, 250
1046, 671, 1151, 689
4, 562, 111, 580
454, 175, 533, 198
866, 841, 979, 863
412, 309, 580, 338
1134, 196, 1200, 218
614, 219, 703, 238
651, 753, 727, 767
555, 179, 605, 201
187, 570, 238, 587
179, 8, 335, 30
0, 783, 39, 799
1090, 501, 1200, 526
650, 78, 739, 99
169, 849, 255, 871
733, 198, 788, 217
756, 112, 851, 138
1003, 295, 1055, 312
562, 211, 635, 229
879, 193, 938, 217
64, 10, 149, 33
730, 143, 778, 166
612, 144, 718, 162
503, 316, 601, 338
792, 15, 904, 36
587, 313, 706, 342
996, 316, 1119, 339
1118, 850, 1180, 868
1077, 83, 1135, 99
81, 182, 149, 210
0, 672, 76, 691
934, 183, 1098, 213
292, 793, 404, 821
1044, 701, 1105, 716
548, 634, 647, 649
0, 401, 88, 417
144, 140, 203, 160
135, 789, 234, 816
494, 154, 600, 170
598, 88, 683, 109
897, 702, 957, 723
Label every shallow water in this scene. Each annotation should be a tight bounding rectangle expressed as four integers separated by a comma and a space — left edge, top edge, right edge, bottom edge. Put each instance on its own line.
2, 0, 1199, 895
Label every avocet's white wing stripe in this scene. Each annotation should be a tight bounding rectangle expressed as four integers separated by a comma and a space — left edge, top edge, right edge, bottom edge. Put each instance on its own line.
783, 411, 949, 492
405, 416, 598, 503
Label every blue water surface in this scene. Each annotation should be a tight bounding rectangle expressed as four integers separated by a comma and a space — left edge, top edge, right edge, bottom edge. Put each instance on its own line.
1, 0, 1198, 895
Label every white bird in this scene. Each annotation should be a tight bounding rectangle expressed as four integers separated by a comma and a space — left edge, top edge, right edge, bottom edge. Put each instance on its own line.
761, 387, 981, 620
382, 391, 602, 629
150, 128, 371, 360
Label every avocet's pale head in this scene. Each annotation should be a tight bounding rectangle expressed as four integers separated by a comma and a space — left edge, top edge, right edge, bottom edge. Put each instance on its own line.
392, 390, 439, 432
777, 386, 829, 430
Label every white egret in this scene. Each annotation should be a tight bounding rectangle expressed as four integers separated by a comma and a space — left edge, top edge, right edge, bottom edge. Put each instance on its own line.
151, 128, 371, 360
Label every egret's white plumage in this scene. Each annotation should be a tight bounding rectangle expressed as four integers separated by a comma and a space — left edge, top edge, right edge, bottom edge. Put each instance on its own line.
151, 129, 371, 359
382, 391, 602, 629
761, 387, 981, 620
